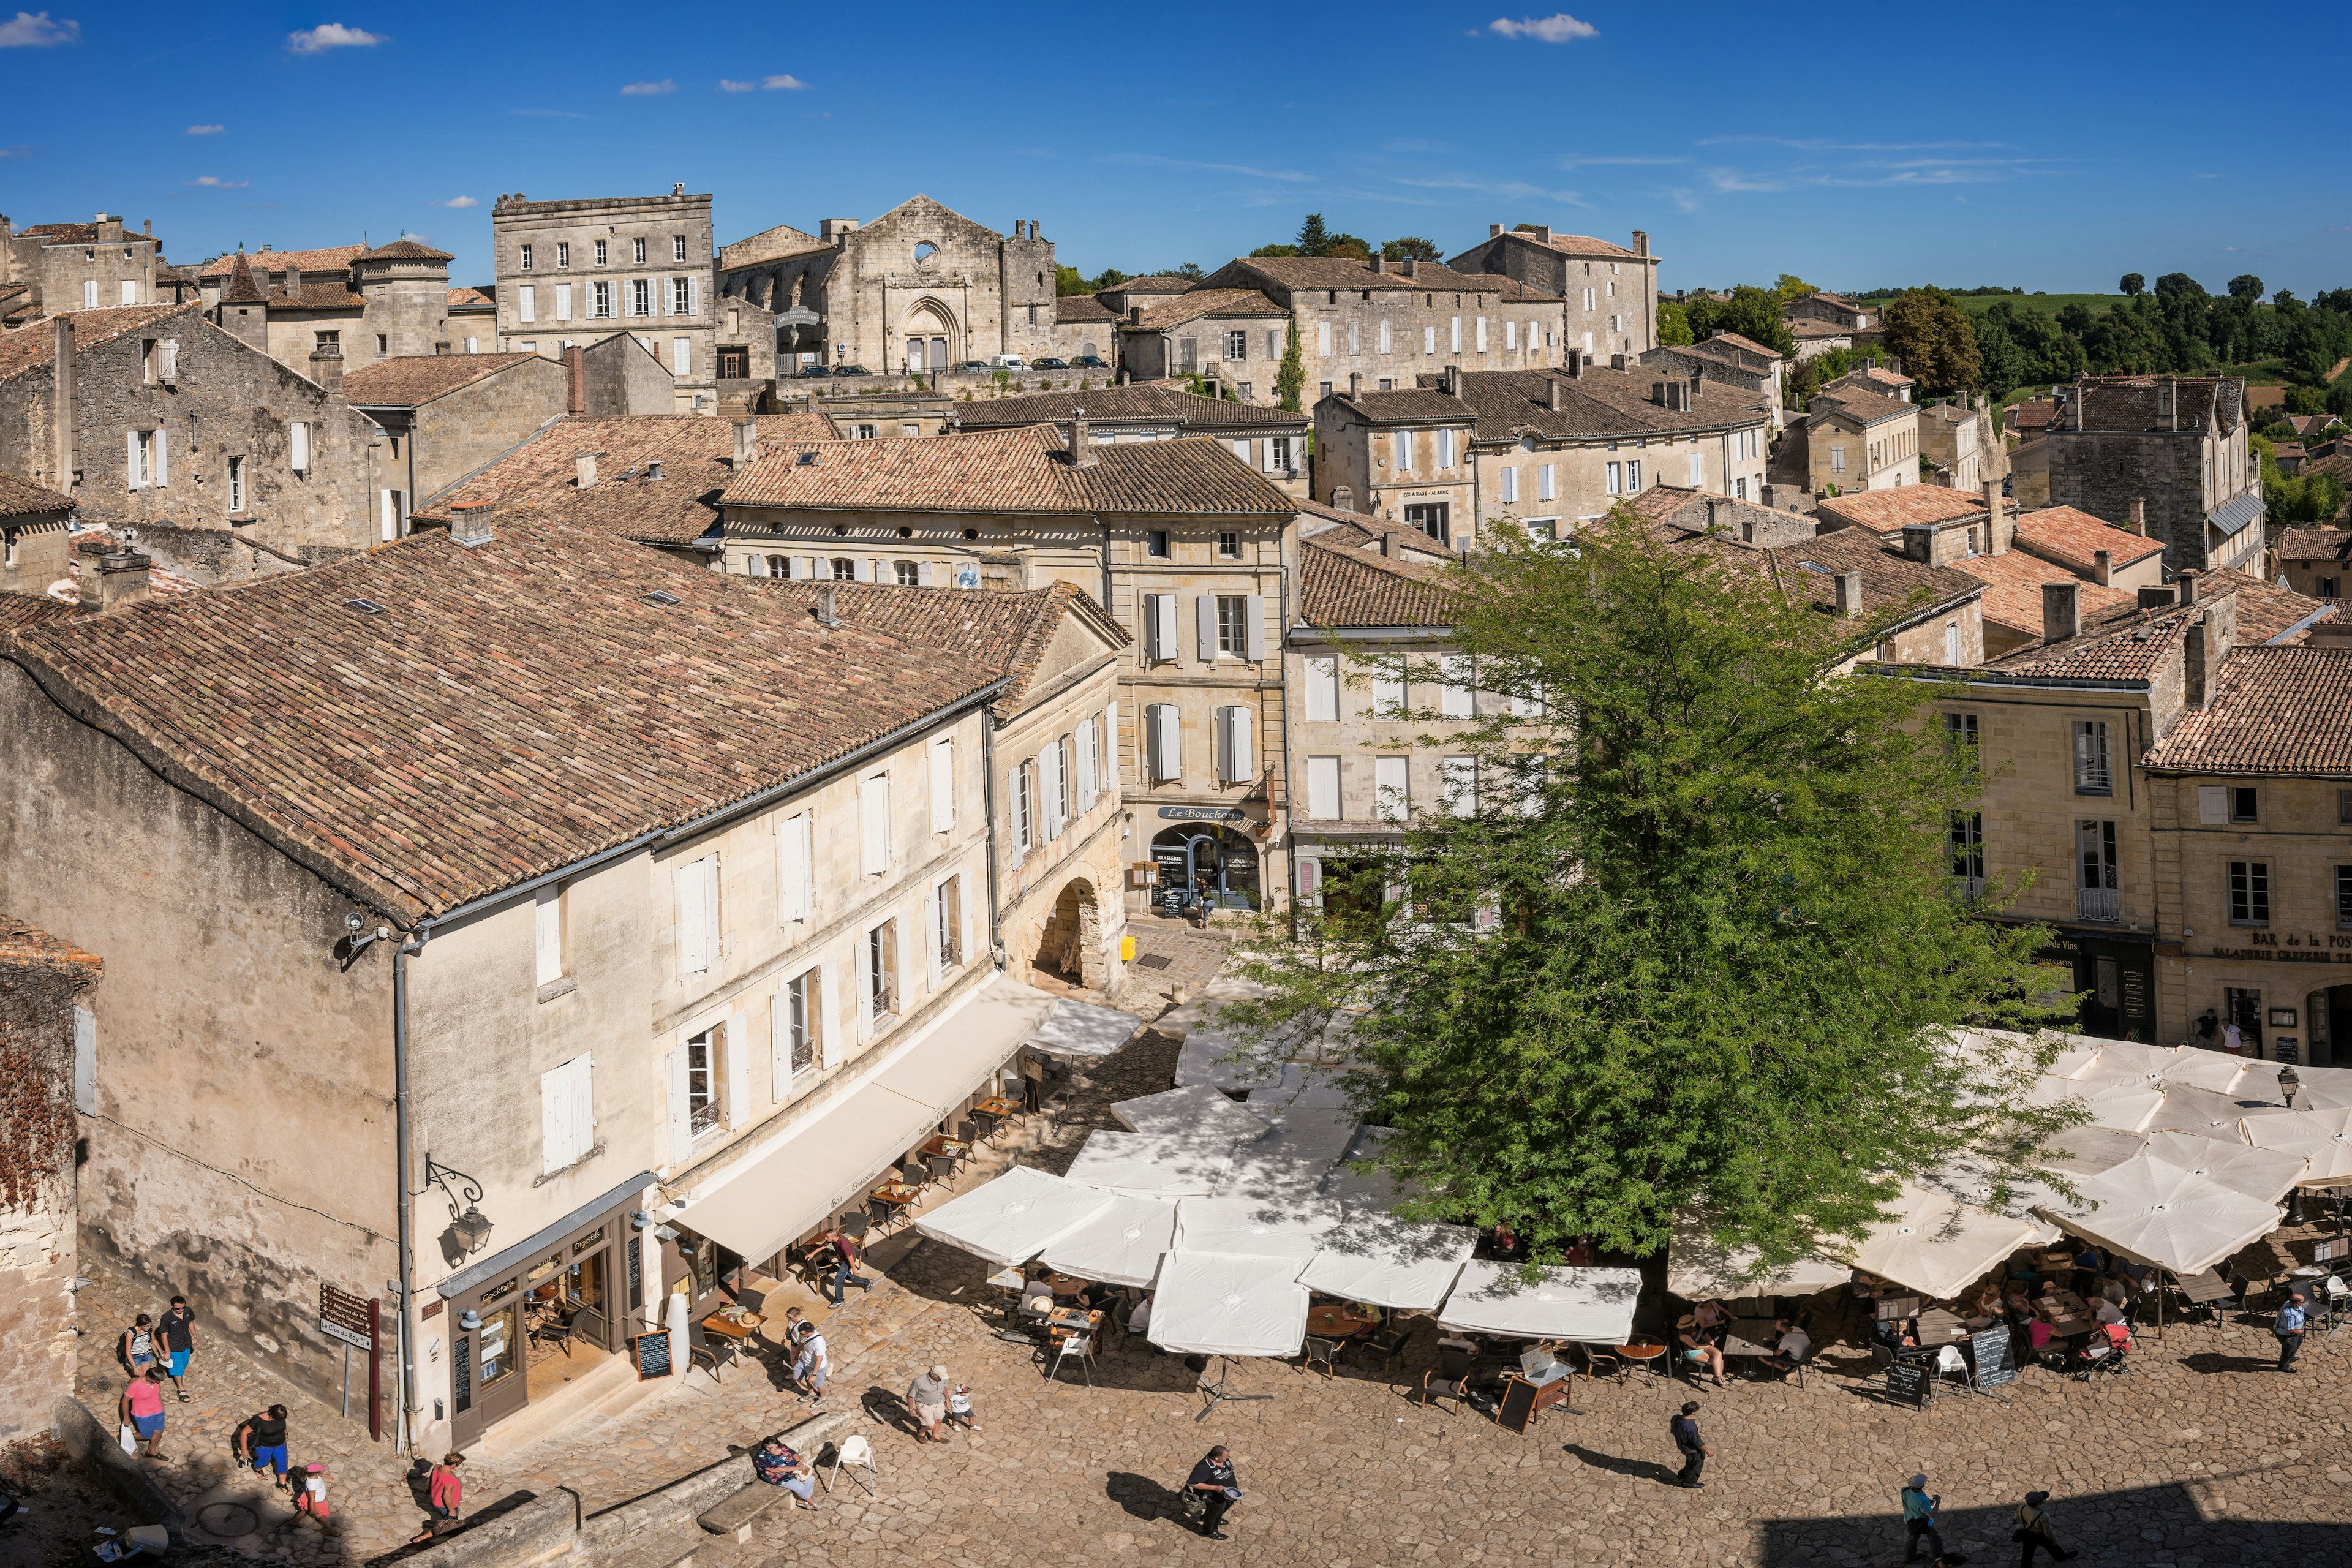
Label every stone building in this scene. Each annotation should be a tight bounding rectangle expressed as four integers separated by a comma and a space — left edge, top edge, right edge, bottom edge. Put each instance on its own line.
1799, 383, 1921, 494
714, 424, 1301, 916
947, 383, 1313, 499
344, 352, 571, 525
1918, 393, 2005, 492
492, 186, 739, 413
1111, 288, 1293, 397
2043, 373, 2263, 577
1643, 330, 1786, 430
1444, 225, 1659, 360
446, 287, 497, 354
0, 915, 97, 1442
0, 213, 165, 322
1312, 377, 1479, 548
1782, 291, 1883, 361
1898, 567, 2338, 1049
2274, 525, 2350, 601
0, 302, 383, 574
194, 239, 461, 369
0, 470, 77, 609
0, 512, 1123, 1454
1189, 255, 1559, 407
717, 197, 1058, 377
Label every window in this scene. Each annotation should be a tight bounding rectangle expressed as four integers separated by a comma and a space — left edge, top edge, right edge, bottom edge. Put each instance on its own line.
1437, 428, 1457, 468
539, 1054, 595, 1174
1423, 325, 1436, 355
1215, 595, 1248, 656
1506, 319, 1517, 351
289, 421, 311, 472
1076, 715, 1099, 812
1501, 466, 1518, 504
929, 737, 956, 832
1686, 452, 1702, 487
672, 278, 693, 315
519, 243, 535, 271
1268, 435, 1292, 471
2340, 788, 2352, 825
1216, 531, 1242, 559
774, 970, 818, 1093
375, 333, 388, 358
1224, 330, 1248, 361
1945, 712, 1978, 752
1373, 658, 1405, 717
1317, 321, 1332, 356
865, 921, 899, 1020
634, 237, 647, 264
535, 884, 566, 988
556, 241, 571, 269
227, 455, 245, 513
1949, 812, 1984, 889
1319, 380, 1333, 401
1405, 502, 1450, 545
1145, 529, 1171, 559
1449, 317, 1462, 353
674, 854, 720, 974
2078, 820, 2119, 919
1393, 430, 1415, 470
1013, 759, 1037, 855
1440, 654, 1475, 718
1145, 592, 1177, 658
2231, 786, 2258, 823
629, 279, 651, 317
1215, 704, 1254, 784
1830, 443, 1845, 473
1626, 459, 1642, 492
777, 811, 812, 922
934, 875, 963, 968
1145, 703, 1181, 782
859, 771, 891, 875
673, 235, 688, 262
1376, 756, 1409, 821
829, 557, 855, 580
1606, 461, 1622, 495
855, 424, 878, 440
2230, 860, 2271, 925
1303, 655, 1339, 722
672, 336, 692, 375
891, 560, 919, 586
1307, 755, 1341, 820
2338, 864, 2352, 927
1538, 462, 1555, 501
129, 428, 157, 489
1443, 755, 1477, 817
684, 1028, 723, 1134
1178, 337, 1197, 371
518, 284, 537, 323
1475, 316, 1488, 353
593, 281, 612, 318
2322, 575, 2342, 598
81, 279, 98, 308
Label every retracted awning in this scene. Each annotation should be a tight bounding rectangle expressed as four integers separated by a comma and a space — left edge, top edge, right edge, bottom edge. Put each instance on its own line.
671, 975, 1058, 1266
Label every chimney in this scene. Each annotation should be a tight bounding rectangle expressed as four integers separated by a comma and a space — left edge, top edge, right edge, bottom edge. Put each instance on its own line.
2183, 608, 2228, 709
449, 500, 495, 545
1981, 480, 2005, 554
1348, 371, 1362, 398
1546, 377, 1562, 412
434, 340, 450, 355
815, 583, 842, 627
2129, 498, 2146, 535
75, 541, 151, 612
2177, 569, 2199, 606
2041, 580, 2081, 644
1689, 370, 1703, 406
1565, 349, 1581, 379
308, 336, 344, 398
1611, 353, 1627, 371
733, 418, 760, 466
2138, 584, 2178, 609
1066, 410, 1097, 466
1833, 570, 1864, 619
2158, 375, 2177, 431
1332, 484, 1354, 513
565, 344, 585, 414
1631, 230, 1649, 257
2092, 548, 2114, 586
1128, 305, 1142, 326
1441, 364, 1461, 396
1652, 380, 1669, 407
1401, 258, 1419, 279
50, 317, 73, 491
1375, 531, 1393, 558
1489, 224, 1504, 238
646, 459, 664, 481
1705, 497, 1727, 532
576, 453, 597, 489
142, 218, 151, 236
1368, 254, 1384, 274
1900, 524, 1935, 563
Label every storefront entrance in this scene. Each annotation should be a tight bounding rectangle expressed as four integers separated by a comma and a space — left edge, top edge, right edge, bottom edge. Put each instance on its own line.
445, 1190, 641, 1450
1151, 826, 1259, 914
2043, 930, 2155, 1042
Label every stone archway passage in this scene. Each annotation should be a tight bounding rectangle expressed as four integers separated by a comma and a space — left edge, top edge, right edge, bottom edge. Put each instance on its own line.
1036, 878, 1106, 990
900, 298, 959, 375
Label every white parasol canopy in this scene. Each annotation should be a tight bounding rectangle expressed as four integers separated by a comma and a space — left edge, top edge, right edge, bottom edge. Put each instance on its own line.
2026, 1074, 2163, 1133
1145, 1251, 1311, 1359
2036, 1125, 2152, 1176
2149, 1083, 2290, 1136
909, 1166, 1114, 1267
2241, 1106, 2352, 1184
1175, 1195, 1344, 1264
1172, 1024, 1286, 1092
1037, 1192, 1180, 1288
2069, 1041, 2179, 1087
1297, 1215, 1476, 1312
2139, 1131, 2309, 1207
2237, 1060, 2352, 1112
1319, 1126, 1432, 1212
1845, 1183, 2049, 1300
2155, 1049, 2253, 1094
1437, 1262, 1645, 1342
2034, 1155, 2282, 1276
1219, 1146, 1339, 1205
1235, 1102, 1363, 1166
1110, 1082, 1270, 1142
1664, 1237, 1849, 1303
1027, 998, 1147, 1059
1062, 1130, 1234, 1197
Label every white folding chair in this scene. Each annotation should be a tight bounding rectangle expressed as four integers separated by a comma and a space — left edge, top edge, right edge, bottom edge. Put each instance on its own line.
1049, 1332, 1095, 1387
2323, 1273, 2350, 1336
821, 1433, 878, 1498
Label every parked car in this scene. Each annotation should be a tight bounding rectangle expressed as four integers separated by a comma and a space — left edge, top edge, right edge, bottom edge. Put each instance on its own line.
797, 364, 833, 378
1031, 356, 1069, 370
834, 364, 872, 377
957, 360, 992, 373
990, 355, 1028, 369
1072, 355, 1110, 369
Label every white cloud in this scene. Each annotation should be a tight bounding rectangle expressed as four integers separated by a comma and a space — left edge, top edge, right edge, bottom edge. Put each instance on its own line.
186, 175, 249, 189
762, 74, 807, 89
718, 78, 754, 92
620, 78, 674, 96
0, 10, 78, 46
1487, 13, 1594, 42
186, 123, 224, 135
287, 22, 383, 53
1102, 153, 1308, 183
437, 195, 477, 208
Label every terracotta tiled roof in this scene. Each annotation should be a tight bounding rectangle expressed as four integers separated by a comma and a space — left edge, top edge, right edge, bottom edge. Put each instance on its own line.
268, 281, 367, 311
1814, 486, 1991, 533
1297, 538, 1452, 628
447, 287, 495, 309
1811, 385, 1913, 427
195, 244, 365, 278
1200, 255, 1493, 295
0, 594, 80, 633
1763, 527, 1981, 624
1123, 288, 1287, 331
22, 222, 100, 243
2010, 506, 2165, 573
0, 916, 100, 974
1295, 501, 1455, 564
2008, 398, 2058, 432
2142, 647, 2352, 775
0, 470, 74, 519
720, 426, 1295, 517
0, 303, 197, 384
1800, 292, 1861, 312
1, 516, 1010, 922
1054, 294, 1117, 324
219, 251, 268, 306
1946, 549, 2137, 638
2275, 526, 2351, 562
2066, 375, 2245, 434
422, 413, 840, 545
1702, 331, 1782, 360
1449, 271, 1566, 304
950, 383, 1306, 432
1789, 319, 1858, 339
1522, 232, 1642, 260
1330, 387, 1471, 424
1634, 484, 1811, 540
1108, 275, 1197, 293
1828, 365, 1913, 391
750, 578, 1126, 712
344, 352, 543, 408
2203, 568, 2334, 646
1441, 366, 1766, 441
355, 238, 453, 263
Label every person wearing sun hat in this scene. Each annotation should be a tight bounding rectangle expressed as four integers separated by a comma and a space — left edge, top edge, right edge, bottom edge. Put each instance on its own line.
2014, 1490, 2076, 1563
1901, 1472, 1942, 1562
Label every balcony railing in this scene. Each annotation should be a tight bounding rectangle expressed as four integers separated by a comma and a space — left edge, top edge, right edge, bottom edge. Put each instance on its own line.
1950, 876, 1985, 901
2077, 886, 2121, 922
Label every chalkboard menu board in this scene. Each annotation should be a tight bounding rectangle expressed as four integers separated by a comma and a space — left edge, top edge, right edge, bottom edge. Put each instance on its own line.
630, 1331, 675, 1382
1496, 1376, 1540, 1433
1884, 1360, 1929, 1409
1971, 1326, 2017, 1389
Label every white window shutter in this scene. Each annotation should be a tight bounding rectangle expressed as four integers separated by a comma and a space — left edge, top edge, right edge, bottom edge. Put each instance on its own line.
675, 862, 709, 974
770, 995, 792, 1102
818, 958, 841, 1067
918, 560, 935, 586
1442, 655, 1475, 718
154, 427, 168, 486
778, 813, 811, 922
1377, 755, 1409, 821
126, 429, 140, 489
1150, 703, 1180, 782
1149, 594, 1175, 658
1076, 720, 1097, 810
1307, 755, 1341, 820
957, 873, 972, 968
1196, 595, 1216, 660
1305, 656, 1338, 722
723, 1019, 748, 1129
1216, 706, 1253, 783
535, 886, 562, 986
571, 1054, 595, 1156
930, 738, 956, 832
1445, 755, 1478, 816
895, 906, 914, 1004
702, 856, 722, 963
861, 774, 889, 873
927, 884, 945, 989
854, 557, 872, 582
540, 1060, 573, 1174
1232, 438, 1250, 462
854, 933, 874, 1042
1246, 596, 1267, 662
1374, 660, 1405, 716
2198, 786, 2227, 824
665, 1046, 692, 1163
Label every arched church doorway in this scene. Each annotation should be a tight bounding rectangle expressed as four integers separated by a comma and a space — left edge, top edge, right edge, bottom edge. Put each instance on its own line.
1035, 878, 1106, 989
900, 300, 956, 375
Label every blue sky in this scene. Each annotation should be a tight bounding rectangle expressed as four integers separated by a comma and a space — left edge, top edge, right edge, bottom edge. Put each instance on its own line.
5, 3, 2346, 299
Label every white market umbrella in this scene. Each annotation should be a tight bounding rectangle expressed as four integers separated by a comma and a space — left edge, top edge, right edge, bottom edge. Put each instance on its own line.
2037, 1125, 2151, 1177
2070, 1041, 2179, 1087
2150, 1084, 2291, 1136
1146, 1251, 1311, 1359
2237, 1060, 2352, 1112
1110, 1082, 1270, 1142
910, 1166, 1114, 1268
2155, 1049, 2252, 1095
2035, 1155, 2282, 1277
1235, 1103, 1363, 1166
1437, 1262, 1645, 1342
2242, 1107, 2352, 1184
1028, 998, 1147, 1059
1038, 1193, 1180, 1288
1175, 1195, 1344, 1264
1298, 1215, 1476, 1312
1172, 1024, 1286, 1093
2026, 1074, 2163, 1133
2140, 1131, 2309, 1207
1846, 1184, 2046, 1300
1319, 1128, 1433, 1213
1664, 1210, 1849, 1300
1063, 1131, 1234, 1198
1219, 1147, 1338, 1206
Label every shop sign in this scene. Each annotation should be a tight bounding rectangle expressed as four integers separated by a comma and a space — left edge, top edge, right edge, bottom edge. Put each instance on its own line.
1158, 807, 1246, 822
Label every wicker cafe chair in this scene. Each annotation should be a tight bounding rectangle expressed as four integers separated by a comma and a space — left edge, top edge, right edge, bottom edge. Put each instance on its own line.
1297, 1335, 1343, 1379
1356, 1326, 1411, 1374
1417, 1371, 1471, 1414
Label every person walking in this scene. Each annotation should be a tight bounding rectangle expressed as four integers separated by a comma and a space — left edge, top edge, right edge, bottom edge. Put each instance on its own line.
118, 1313, 157, 1379
907, 1365, 951, 1442
2014, 1490, 2076, 1564
2275, 1289, 2307, 1372
118, 1367, 168, 1461
233, 1405, 292, 1493
1670, 1402, 1708, 1489
946, 1382, 982, 1432
428, 1452, 463, 1525
791, 1321, 829, 1405
157, 1295, 197, 1403
1186, 1446, 1240, 1540
1902, 1473, 1944, 1562
292, 1463, 331, 1528
826, 1223, 873, 1306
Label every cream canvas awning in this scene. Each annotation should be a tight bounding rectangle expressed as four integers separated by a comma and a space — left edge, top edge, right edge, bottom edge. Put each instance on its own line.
1110, 1083, 1270, 1142
1438, 1262, 1644, 1342
2138, 1130, 2308, 1206
1298, 1215, 1476, 1312
911, 1166, 1114, 1268
1039, 1193, 1180, 1288
672, 976, 1057, 1266
1145, 1251, 1311, 1359
2034, 1156, 2282, 1276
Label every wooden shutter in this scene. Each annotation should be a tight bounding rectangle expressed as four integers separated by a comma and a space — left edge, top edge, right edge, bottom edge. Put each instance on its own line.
818, 958, 840, 1066
1442, 655, 1475, 718
541, 1059, 575, 1174
126, 429, 140, 488
1197, 594, 1216, 660
665, 1046, 692, 1163
956, 874, 971, 971
723, 1018, 748, 1129
927, 884, 945, 990
1376, 755, 1409, 821
1076, 720, 1096, 811
918, 561, 935, 586
894, 908, 913, 1006
535, 886, 563, 986
2198, 786, 2228, 824
153, 426, 168, 486
1374, 659, 1405, 717
675, 861, 709, 974
778, 812, 811, 921
854, 931, 874, 1042
861, 774, 889, 873
290, 421, 310, 472
701, 856, 722, 963
1149, 703, 1180, 782
770, 994, 792, 1102
1148, 594, 1174, 658
1245, 596, 1267, 662
1216, 706, 1253, 783
1041, 742, 1063, 839
570, 1054, 595, 1161
1307, 755, 1341, 820
929, 739, 955, 833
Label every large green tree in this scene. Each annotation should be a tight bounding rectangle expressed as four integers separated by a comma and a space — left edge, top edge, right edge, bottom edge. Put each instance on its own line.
1226, 516, 2072, 1271
1657, 299, 1695, 347
1683, 285, 1795, 357
1880, 286, 1983, 393
1275, 320, 1306, 412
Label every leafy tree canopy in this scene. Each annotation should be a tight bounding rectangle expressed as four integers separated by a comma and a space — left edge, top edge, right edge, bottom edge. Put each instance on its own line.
1773, 273, 1820, 304
1683, 285, 1795, 358
1224, 516, 2075, 1272
1657, 300, 1695, 347
2119, 273, 2146, 296
1274, 320, 1306, 413
1880, 286, 1982, 393
1381, 236, 1441, 262
2228, 274, 2266, 304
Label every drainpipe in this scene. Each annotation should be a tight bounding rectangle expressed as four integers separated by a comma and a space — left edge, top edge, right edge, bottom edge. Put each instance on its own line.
981, 710, 1005, 969
391, 930, 425, 1453
1275, 520, 1299, 929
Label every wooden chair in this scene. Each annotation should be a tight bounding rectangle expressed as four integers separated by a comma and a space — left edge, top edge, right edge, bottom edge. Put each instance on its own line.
1434, 1340, 1477, 1382
1580, 1344, 1626, 1384
956, 1118, 981, 1148
1297, 1335, 1342, 1379
1417, 1371, 1471, 1414
927, 1153, 956, 1187
530, 1313, 581, 1358
1355, 1326, 1410, 1374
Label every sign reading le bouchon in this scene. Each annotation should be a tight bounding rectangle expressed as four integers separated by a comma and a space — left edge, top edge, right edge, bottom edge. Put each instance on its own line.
318, 1284, 374, 1351
1157, 807, 1246, 823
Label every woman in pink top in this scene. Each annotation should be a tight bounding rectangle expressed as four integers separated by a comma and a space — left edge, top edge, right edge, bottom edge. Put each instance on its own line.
119, 1367, 168, 1459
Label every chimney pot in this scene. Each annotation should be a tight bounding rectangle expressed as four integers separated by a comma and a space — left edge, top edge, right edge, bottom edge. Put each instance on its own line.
2137, 584, 2178, 609
2130, 498, 2146, 535
815, 584, 841, 626
733, 419, 759, 466
1368, 254, 1383, 274
1442, 364, 1461, 396
1332, 484, 1355, 513
2177, 569, 2198, 606
2092, 548, 2114, 586
307, 337, 344, 396
576, 453, 597, 489
1981, 480, 2005, 553
1901, 524, 1935, 563
1348, 371, 1362, 398
75, 541, 151, 612
1546, 377, 1562, 412
646, 459, 664, 481
1834, 570, 1864, 619
2042, 580, 2081, 644
1489, 224, 1504, 238
1630, 229, 1649, 257
449, 500, 496, 545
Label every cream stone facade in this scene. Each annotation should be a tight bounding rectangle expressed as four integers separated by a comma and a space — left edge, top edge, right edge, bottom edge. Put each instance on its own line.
1444, 225, 1660, 361
0, 918, 96, 1442
1312, 377, 1479, 548
1806, 385, 1920, 494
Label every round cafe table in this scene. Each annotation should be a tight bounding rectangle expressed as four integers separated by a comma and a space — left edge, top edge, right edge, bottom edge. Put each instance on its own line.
1306, 1304, 1377, 1339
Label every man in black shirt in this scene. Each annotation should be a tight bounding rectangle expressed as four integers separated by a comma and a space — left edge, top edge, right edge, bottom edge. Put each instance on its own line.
1670, 1403, 1708, 1488
158, 1295, 197, 1403
1186, 1446, 1239, 1540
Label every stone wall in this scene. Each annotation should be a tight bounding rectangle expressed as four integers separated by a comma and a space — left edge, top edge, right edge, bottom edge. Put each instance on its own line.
0, 931, 96, 1441
361, 266, 457, 360
492, 192, 716, 412
2046, 427, 2246, 574
579, 332, 674, 419
410, 358, 568, 500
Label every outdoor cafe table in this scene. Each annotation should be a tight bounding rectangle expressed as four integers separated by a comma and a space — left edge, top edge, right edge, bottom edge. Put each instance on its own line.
1040, 1272, 1088, 1298
975, 1097, 1019, 1120
1917, 1309, 1970, 1346
1306, 1303, 1379, 1340
870, 1180, 920, 1225
1721, 1319, 1779, 1359
699, 1310, 764, 1374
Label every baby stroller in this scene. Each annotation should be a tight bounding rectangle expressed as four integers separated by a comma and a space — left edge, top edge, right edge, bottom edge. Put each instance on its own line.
2071, 1321, 2133, 1381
